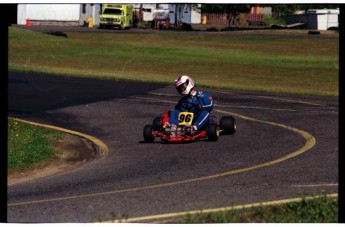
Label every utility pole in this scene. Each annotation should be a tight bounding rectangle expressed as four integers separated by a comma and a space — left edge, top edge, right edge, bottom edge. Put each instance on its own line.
138, 4, 143, 27
174, 4, 178, 27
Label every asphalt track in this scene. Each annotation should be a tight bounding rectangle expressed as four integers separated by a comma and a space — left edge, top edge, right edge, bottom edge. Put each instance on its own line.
7, 72, 338, 222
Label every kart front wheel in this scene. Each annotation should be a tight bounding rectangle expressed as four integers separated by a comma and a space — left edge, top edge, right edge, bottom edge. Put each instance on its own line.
220, 116, 236, 135
207, 123, 219, 141
143, 124, 155, 143
153, 117, 163, 131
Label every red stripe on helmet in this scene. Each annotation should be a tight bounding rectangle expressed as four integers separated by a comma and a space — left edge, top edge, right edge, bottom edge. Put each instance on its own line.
175, 76, 183, 86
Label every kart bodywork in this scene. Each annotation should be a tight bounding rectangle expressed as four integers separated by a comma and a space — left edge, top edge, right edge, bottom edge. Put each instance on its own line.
143, 110, 236, 143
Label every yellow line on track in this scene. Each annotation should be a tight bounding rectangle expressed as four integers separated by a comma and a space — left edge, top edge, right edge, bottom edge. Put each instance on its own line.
105, 193, 338, 223
8, 109, 316, 207
215, 110, 317, 165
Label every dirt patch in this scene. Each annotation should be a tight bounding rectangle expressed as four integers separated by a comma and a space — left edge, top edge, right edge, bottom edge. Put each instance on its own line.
8, 133, 96, 186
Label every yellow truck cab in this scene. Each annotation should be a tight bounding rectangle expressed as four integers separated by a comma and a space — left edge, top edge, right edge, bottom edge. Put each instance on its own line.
100, 4, 133, 29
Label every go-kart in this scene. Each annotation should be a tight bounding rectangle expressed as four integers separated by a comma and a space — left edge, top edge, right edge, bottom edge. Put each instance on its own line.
143, 110, 236, 143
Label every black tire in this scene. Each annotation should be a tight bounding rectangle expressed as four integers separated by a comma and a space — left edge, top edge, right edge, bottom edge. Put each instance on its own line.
206, 123, 219, 141
220, 116, 236, 135
143, 124, 155, 143
153, 117, 163, 131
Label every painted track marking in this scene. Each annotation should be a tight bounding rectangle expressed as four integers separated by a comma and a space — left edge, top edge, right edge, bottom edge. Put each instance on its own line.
8, 108, 316, 207
104, 194, 338, 223
290, 183, 338, 188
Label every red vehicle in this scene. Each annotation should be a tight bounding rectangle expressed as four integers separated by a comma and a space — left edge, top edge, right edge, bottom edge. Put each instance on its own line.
143, 110, 236, 143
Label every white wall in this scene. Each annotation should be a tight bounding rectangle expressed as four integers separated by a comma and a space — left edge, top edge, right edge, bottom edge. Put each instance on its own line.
288, 12, 339, 30
317, 14, 339, 30
92, 4, 101, 26
317, 14, 328, 30
18, 4, 80, 25
261, 7, 272, 15
327, 14, 338, 28
191, 4, 201, 24
17, 4, 26, 25
307, 9, 339, 14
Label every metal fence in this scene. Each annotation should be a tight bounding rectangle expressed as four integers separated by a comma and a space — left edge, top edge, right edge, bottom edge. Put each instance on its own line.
201, 13, 231, 25
246, 14, 263, 22
201, 13, 264, 26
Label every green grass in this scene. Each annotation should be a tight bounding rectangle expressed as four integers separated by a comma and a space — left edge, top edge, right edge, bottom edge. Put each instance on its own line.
262, 15, 286, 25
179, 194, 338, 223
8, 118, 63, 173
9, 27, 338, 96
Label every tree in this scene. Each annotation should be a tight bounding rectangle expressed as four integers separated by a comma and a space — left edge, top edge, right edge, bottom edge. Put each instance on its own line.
271, 4, 339, 21
271, 5, 300, 19
201, 4, 251, 15
138, 4, 143, 27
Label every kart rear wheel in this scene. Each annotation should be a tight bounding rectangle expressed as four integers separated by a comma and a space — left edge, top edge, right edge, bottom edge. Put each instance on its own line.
220, 116, 236, 135
143, 124, 155, 143
207, 123, 219, 141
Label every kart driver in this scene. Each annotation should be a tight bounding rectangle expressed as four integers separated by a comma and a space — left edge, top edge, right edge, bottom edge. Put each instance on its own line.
163, 75, 214, 135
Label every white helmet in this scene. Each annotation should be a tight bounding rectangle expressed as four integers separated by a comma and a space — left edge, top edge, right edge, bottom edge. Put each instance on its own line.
175, 75, 195, 96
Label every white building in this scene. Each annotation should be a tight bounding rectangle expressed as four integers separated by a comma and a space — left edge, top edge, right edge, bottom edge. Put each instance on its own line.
133, 3, 201, 24
287, 8, 339, 30
133, 4, 157, 21
17, 4, 101, 26
307, 9, 339, 30
190, 4, 202, 24
17, 3, 201, 27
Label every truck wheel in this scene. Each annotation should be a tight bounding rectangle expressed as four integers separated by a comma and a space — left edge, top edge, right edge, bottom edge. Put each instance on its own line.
220, 116, 236, 135
206, 123, 219, 141
143, 125, 155, 143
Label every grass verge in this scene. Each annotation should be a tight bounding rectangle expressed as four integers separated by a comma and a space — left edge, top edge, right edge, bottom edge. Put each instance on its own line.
179, 194, 338, 223
8, 118, 63, 173
9, 27, 339, 96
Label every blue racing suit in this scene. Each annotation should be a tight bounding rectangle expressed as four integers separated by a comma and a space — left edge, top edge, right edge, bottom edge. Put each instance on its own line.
169, 90, 214, 130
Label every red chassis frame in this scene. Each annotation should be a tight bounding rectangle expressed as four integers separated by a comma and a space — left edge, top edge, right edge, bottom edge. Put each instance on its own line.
153, 130, 207, 142
154, 110, 210, 142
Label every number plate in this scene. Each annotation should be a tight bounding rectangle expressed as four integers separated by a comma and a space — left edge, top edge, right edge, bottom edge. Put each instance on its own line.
178, 112, 194, 126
